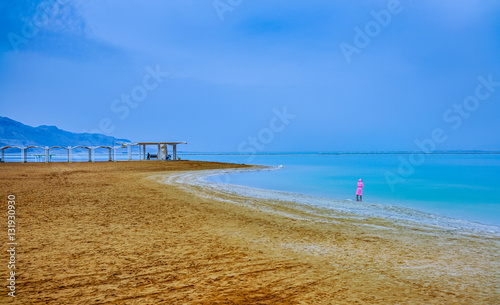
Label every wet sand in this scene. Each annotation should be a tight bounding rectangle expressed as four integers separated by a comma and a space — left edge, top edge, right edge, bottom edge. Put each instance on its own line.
0, 161, 498, 304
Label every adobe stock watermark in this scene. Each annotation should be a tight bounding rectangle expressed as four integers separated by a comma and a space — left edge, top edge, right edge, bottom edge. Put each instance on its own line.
6, 195, 17, 298
7, 0, 69, 52
238, 106, 296, 162
339, 0, 412, 64
213, 0, 243, 21
84, 65, 169, 135
385, 74, 500, 191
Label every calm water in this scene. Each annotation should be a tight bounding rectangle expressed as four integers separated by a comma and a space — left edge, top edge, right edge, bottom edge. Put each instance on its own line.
181, 153, 500, 227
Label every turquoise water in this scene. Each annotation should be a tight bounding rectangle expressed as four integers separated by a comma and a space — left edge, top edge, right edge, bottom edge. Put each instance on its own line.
180, 153, 500, 227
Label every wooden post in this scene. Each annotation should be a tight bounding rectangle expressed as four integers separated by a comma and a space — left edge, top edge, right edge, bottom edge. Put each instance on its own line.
68, 147, 72, 163
173, 144, 177, 161
143, 145, 146, 160
157, 144, 161, 160
165, 144, 168, 160
45, 147, 49, 163
108, 148, 112, 161
88, 148, 92, 162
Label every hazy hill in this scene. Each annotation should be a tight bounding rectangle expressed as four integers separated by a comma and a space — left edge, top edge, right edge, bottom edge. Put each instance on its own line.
0, 116, 131, 147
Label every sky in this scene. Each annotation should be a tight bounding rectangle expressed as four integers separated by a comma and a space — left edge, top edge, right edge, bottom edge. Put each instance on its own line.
1, 0, 499, 152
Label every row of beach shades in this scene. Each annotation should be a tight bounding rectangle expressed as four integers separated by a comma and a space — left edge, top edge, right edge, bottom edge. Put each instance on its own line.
0, 144, 137, 163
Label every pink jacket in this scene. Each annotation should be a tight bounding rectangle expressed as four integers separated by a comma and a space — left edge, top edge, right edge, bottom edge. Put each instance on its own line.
356, 179, 364, 195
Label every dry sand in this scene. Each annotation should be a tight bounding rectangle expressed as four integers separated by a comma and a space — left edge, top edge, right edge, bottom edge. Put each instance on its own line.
0, 161, 498, 304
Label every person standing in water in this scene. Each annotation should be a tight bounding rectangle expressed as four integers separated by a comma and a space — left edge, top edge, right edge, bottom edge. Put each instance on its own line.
356, 179, 364, 202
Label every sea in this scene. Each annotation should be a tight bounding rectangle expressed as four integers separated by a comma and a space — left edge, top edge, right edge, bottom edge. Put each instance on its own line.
180, 152, 500, 229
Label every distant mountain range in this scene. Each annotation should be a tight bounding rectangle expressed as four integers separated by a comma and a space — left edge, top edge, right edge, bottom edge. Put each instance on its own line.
0, 116, 131, 147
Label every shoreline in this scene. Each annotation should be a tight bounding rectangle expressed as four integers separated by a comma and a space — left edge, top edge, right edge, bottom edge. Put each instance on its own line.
1, 161, 499, 303
155, 166, 500, 237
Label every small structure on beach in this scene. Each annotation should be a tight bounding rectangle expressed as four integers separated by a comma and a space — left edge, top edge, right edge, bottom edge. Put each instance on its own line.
0, 141, 187, 163
135, 142, 186, 161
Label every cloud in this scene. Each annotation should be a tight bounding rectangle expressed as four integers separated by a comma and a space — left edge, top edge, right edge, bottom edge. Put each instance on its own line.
1, 0, 129, 63
415, 0, 500, 29
1, 0, 499, 150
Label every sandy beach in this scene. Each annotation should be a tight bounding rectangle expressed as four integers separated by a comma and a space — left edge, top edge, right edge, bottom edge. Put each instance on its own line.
0, 161, 499, 304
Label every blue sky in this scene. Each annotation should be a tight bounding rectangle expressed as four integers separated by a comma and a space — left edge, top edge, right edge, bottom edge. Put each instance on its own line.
1, 0, 499, 152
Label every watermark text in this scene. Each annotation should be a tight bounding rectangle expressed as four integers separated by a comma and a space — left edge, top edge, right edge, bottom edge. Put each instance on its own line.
6, 195, 16, 297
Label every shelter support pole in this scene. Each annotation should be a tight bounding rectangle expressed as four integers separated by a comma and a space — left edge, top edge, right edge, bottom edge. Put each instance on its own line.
68, 147, 72, 163
45, 147, 49, 163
